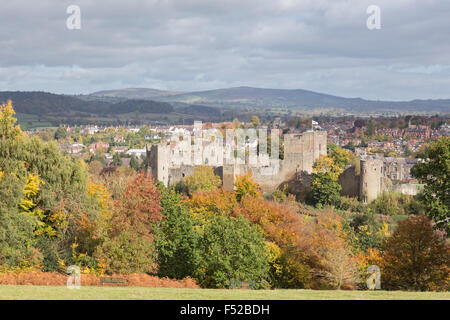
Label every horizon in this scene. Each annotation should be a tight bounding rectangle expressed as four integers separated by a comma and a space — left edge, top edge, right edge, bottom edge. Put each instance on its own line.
3, 85, 450, 104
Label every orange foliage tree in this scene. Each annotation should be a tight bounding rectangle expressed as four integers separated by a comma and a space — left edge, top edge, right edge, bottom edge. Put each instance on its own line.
96, 173, 162, 274
381, 215, 449, 291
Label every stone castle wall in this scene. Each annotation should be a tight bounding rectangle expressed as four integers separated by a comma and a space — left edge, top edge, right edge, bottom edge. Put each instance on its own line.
148, 130, 327, 193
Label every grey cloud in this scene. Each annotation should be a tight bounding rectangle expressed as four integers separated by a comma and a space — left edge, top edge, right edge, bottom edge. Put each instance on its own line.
0, 0, 449, 100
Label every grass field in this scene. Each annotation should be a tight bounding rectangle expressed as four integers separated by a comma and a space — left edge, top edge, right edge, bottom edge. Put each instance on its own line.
0, 285, 448, 300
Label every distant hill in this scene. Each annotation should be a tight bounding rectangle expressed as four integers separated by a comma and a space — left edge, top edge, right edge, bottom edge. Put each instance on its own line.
109, 99, 174, 114
0, 91, 107, 115
159, 86, 450, 113
90, 88, 184, 100
0, 91, 174, 116
2, 87, 449, 122
174, 104, 221, 116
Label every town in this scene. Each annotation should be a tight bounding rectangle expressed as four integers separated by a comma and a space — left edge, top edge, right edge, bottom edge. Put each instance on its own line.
34, 114, 448, 204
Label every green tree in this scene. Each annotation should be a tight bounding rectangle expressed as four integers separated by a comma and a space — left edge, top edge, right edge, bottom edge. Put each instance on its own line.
196, 215, 270, 289
111, 152, 122, 166
310, 155, 343, 207
411, 137, 449, 232
0, 101, 88, 269
54, 126, 68, 140
129, 156, 139, 171
156, 185, 200, 279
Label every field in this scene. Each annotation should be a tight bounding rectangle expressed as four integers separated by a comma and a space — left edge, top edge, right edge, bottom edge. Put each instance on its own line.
0, 285, 448, 300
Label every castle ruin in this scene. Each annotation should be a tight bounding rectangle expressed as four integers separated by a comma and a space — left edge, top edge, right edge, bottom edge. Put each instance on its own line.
147, 130, 327, 193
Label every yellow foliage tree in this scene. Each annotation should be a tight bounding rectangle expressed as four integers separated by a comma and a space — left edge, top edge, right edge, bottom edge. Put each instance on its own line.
234, 173, 262, 202
0, 100, 22, 140
19, 173, 55, 236
186, 165, 222, 194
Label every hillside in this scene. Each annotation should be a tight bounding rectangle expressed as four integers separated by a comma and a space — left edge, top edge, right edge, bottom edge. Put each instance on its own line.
90, 88, 184, 100
2, 88, 449, 125
0, 92, 174, 116
159, 86, 450, 113
90, 86, 450, 113
109, 99, 174, 114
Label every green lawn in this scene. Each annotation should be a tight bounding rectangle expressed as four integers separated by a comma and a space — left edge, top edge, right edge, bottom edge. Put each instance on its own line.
0, 285, 448, 300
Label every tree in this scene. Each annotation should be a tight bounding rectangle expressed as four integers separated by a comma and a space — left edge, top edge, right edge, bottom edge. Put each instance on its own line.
111, 152, 122, 166
196, 215, 270, 288
382, 215, 449, 291
296, 210, 360, 289
327, 143, 352, 169
250, 116, 261, 128
54, 126, 67, 140
96, 173, 162, 274
88, 160, 104, 176
310, 155, 343, 207
0, 101, 88, 269
411, 137, 449, 232
156, 185, 200, 279
234, 174, 261, 202
130, 156, 139, 171
186, 188, 237, 223
233, 195, 300, 248
185, 166, 221, 195
366, 121, 376, 137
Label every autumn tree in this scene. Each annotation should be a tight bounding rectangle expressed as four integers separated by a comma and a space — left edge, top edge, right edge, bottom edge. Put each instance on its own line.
185, 165, 221, 195
382, 215, 449, 291
0, 101, 88, 269
250, 116, 261, 128
295, 210, 360, 289
327, 143, 353, 169
96, 173, 162, 274
234, 174, 262, 202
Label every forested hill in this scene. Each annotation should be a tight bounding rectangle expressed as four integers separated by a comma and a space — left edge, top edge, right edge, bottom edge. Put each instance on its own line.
0, 91, 174, 115
159, 86, 450, 113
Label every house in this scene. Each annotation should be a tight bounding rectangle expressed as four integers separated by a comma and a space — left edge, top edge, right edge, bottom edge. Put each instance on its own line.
90, 142, 110, 153
126, 148, 146, 158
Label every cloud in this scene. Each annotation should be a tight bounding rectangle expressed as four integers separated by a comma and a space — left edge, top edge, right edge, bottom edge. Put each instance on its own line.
0, 0, 449, 101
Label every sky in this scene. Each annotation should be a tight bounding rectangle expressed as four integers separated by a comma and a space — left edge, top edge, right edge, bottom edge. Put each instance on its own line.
1, 0, 450, 101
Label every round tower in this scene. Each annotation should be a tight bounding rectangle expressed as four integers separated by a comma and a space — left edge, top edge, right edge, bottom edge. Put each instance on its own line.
360, 158, 383, 203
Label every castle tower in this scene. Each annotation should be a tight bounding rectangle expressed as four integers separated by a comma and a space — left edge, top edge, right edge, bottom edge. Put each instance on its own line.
283, 131, 327, 173
148, 143, 170, 186
360, 158, 384, 203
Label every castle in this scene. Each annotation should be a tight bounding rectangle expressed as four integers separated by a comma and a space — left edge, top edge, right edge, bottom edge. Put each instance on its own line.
359, 156, 423, 202
147, 130, 327, 193
339, 155, 423, 203
146, 128, 422, 202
